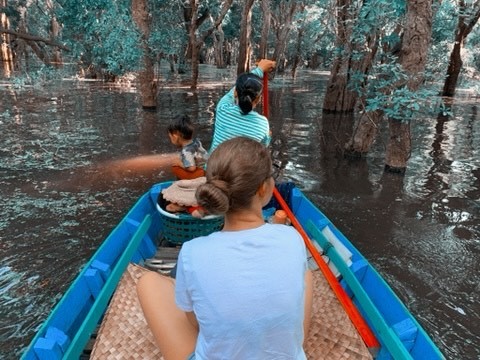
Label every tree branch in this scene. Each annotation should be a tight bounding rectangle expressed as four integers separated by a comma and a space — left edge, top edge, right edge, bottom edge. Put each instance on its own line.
199, 0, 233, 44
0, 27, 70, 51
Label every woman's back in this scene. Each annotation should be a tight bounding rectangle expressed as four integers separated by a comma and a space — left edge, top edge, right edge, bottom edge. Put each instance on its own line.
175, 224, 307, 359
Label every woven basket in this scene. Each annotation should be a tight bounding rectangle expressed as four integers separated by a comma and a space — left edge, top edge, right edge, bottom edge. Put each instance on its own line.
156, 204, 224, 245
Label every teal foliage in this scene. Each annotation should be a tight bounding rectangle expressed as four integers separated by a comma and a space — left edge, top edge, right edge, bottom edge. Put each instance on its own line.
289, 3, 336, 68
361, 60, 444, 122
469, 28, 480, 72
148, 1, 185, 57
57, 0, 142, 76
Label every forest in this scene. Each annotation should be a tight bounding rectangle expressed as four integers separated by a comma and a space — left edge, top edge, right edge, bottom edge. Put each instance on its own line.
1, 0, 480, 172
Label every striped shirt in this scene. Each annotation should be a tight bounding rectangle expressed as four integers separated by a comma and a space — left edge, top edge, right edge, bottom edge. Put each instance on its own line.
209, 67, 271, 153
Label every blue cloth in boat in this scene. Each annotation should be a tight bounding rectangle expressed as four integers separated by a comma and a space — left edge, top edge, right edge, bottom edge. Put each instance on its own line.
209, 67, 271, 154
175, 223, 308, 360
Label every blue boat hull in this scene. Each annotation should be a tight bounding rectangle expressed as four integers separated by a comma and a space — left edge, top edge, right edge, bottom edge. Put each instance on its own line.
21, 182, 444, 360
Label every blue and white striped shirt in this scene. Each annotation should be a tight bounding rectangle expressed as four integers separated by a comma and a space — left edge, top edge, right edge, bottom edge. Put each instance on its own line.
209, 67, 271, 153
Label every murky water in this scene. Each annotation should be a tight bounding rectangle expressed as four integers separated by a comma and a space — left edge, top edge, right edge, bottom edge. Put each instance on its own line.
1, 66, 479, 359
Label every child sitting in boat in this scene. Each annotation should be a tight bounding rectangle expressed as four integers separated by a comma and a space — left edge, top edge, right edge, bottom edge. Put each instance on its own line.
138, 137, 313, 360
168, 114, 208, 180
159, 114, 209, 217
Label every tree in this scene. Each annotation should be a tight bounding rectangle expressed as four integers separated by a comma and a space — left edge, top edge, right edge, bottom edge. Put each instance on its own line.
132, 0, 156, 109
57, 0, 142, 80
237, 0, 255, 74
0, 1, 14, 76
384, 0, 432, 172
258, 0, 271, 59
0, 1, 69, 72
322, 0, 382, 112
442, 0, 480, 97
187, 0, 233, 89
270, 0, 299, 75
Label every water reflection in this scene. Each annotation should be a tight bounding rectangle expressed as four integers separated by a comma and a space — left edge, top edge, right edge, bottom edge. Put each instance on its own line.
0, 68, 479, 359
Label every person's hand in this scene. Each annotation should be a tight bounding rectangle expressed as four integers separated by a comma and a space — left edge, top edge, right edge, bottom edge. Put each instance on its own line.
257, 59, 276, 73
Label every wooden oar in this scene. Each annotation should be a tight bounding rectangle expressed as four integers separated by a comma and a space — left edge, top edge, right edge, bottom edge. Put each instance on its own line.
263, 72, 379, 350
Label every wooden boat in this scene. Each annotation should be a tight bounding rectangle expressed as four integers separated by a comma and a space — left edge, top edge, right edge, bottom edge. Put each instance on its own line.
21, 181, 444, 360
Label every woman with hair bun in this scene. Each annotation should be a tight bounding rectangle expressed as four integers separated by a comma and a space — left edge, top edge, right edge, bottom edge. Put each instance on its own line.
137, 137, 313, 360
209, 59, 276, 153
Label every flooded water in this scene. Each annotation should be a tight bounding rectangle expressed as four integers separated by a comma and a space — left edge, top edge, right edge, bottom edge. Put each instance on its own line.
1, 66, 479, 359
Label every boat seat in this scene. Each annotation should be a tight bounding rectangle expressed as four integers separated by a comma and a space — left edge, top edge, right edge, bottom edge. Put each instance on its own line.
90, 264, 373, 359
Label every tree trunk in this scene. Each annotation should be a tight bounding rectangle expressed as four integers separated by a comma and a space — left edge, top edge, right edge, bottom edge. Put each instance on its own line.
237, 0, 255, 75
291, 28, 304, 78
214, 24, 225, 68
0, 4, 14, 76
442, 41, 462, 97
384, 120, 411, 174
259, 0, 271, 59
46, 0, 62, 67
345, 110, 384, 156
441, 2, 480, 97
385, 0, 432, 172
271, 0, 297, 78
188, 0, 200, 89
189, 0, 233, 89
132, 0, 157, 109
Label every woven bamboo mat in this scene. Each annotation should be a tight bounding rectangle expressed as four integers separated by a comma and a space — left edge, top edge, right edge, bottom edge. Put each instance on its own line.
90, 264, 372, 359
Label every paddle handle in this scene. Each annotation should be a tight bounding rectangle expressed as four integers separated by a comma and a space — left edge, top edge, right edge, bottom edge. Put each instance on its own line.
262, 73, 269, 118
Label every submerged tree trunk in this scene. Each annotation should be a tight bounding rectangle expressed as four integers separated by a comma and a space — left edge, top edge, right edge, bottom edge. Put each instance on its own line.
132, 0, 157, 109
442, 3, 480, 97
384, 0, 432, 173
237, 0, 255, 75
345, 110, 384, 156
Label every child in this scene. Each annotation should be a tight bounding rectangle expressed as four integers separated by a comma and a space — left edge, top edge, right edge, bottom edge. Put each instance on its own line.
168, 114, 208, 180
159, 114, 209, 217
138, 137, 313, 360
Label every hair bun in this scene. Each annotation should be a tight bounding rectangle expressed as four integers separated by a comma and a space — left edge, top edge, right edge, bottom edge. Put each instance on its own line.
196, 180, 230, 214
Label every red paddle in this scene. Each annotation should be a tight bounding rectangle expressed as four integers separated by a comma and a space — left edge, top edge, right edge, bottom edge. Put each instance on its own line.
263, 73, 379, 350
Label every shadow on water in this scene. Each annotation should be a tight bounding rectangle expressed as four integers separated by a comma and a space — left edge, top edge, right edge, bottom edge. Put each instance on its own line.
0, 67, 479, 359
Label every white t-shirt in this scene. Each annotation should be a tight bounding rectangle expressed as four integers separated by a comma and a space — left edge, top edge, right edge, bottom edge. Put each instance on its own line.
175, 223, 308, 360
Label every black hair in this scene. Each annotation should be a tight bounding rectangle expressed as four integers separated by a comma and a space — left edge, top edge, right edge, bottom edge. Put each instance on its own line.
235, 73, 263, 115
168, 114, 194, 140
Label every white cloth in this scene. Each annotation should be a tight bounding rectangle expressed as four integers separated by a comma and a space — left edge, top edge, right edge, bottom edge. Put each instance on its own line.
175, 224, 308, 360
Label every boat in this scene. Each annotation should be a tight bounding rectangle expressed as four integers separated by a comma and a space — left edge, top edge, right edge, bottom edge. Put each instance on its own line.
21, 181, 445, 360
